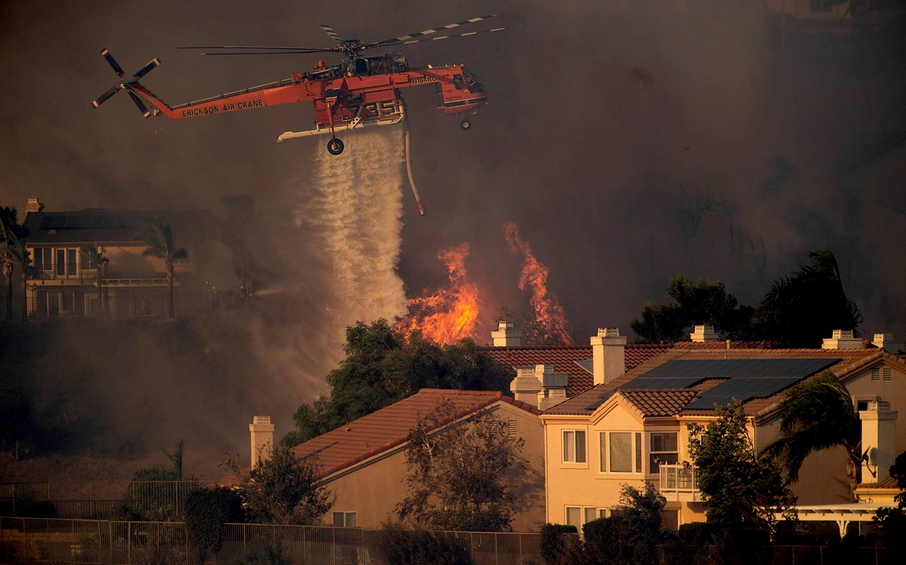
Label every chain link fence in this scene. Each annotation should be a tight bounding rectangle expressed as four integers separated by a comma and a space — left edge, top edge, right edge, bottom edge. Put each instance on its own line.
0, 482, 206, 521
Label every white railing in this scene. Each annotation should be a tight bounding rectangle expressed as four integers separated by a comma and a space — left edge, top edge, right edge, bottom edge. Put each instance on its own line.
658, 463, 700, 502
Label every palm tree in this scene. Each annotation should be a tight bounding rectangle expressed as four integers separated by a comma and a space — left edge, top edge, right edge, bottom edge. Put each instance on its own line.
135, 218, 187, 319
0, 217, 28, 321
765, 371, 866, 500
79, 245, 109, 318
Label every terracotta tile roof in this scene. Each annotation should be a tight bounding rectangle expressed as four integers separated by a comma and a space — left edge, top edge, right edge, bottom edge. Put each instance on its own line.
484, 344, 672, 397
543, 347, 883, 418
620, 389, 698, 417
290, 389, 539, 480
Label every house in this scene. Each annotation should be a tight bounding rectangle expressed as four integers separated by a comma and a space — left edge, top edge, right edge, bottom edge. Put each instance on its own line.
537, 328, 906, 531
21, 198, 218, 319
233, 389, 546, 531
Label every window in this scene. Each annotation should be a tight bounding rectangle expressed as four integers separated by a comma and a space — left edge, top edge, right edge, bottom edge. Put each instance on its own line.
56, 249, 65, 276
601, 432, 642, 474
563, 430, 586, 463
649, 432, 679, 473
32, 248, 42, 272
80, 249, 97, 270
332, 512, 357, 527
66, 248, 77, 276
41, 248, 52, 271
565, 506, 600, 529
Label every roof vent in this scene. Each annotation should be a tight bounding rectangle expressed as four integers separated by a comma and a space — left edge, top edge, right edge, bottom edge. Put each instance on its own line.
491, 320, 523, 347
822, 329, 862, 350
872, 333, 898, 353
690, 325, 719, 342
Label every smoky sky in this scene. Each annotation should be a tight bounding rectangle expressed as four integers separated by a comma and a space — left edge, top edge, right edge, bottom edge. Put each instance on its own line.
2, 1, 906, 410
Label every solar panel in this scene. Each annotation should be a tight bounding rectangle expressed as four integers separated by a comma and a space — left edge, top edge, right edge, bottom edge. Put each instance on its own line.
684, 396, 739, 411
40, 216, 54, 229
628, 376, 703, 390
76, 216, 92, 228
86, 216, 103, 228
63, 216, 80, 228
575, 359, 594, 375
52, 216, 66, 228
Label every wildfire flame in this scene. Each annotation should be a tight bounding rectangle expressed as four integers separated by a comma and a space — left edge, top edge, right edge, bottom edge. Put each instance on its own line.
397, 243, 480, 346
504, 222, 575, 345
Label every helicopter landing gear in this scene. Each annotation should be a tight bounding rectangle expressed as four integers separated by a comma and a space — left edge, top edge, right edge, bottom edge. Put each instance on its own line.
459, 119, 472, 131
327, 137, 345, 155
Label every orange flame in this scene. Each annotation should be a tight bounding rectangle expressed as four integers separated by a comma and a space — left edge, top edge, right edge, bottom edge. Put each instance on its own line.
397, 243, 480, 346
504, 222, 575, 345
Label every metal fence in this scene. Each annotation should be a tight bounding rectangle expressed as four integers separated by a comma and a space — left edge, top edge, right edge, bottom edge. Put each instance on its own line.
0, 517, 546, 564
0, 482, 206, 520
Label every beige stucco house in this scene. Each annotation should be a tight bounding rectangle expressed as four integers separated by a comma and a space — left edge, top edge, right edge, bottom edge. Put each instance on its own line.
536, 328, 906, 531
240, 389, 547, 532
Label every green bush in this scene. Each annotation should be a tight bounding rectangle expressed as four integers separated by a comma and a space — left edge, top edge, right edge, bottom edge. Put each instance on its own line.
539, 524, 578, 565
372, 524, 472, 565
237, 543, 290, 565
184, 487, 245, 564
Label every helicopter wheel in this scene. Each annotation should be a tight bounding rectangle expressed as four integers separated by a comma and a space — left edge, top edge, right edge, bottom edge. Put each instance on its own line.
327, 137, 345, 155
459, 119, 472, 131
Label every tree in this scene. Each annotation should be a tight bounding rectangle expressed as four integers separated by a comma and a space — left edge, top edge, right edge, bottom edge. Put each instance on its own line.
78, 245, 109, 318
629, 275, 753, 343
184, 487, 245, 564
135, 218, 187, 319
764, 371, 865, 500
752, 249, 862, 347
1, 207, 30, 322
223, 444, 331, 525
283, 319, 509, 446
688, 401, 795, 527
874, 451, 906, 548
396, 400, 528, 531
498, 304, 569, 346
581, 483, 670, 565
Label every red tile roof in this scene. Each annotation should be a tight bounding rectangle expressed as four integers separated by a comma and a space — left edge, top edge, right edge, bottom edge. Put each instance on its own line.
543, 347, 884, 418
484, 344, 672, 397
290, 389, 540, 480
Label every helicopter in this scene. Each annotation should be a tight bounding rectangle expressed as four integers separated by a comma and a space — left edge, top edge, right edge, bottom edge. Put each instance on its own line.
92, 15, 511, 157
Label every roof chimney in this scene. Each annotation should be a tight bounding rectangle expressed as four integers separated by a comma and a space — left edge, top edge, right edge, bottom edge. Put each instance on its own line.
249, 415, 275, 468
822, 329, 863, 350
25, 198, 44, 214
872, 334, 899, 354
491, 320, 523, 347
591, 328, 626, 386
510, 365, 542, 408
860, 400, 897, 484
690, 325, 719, 342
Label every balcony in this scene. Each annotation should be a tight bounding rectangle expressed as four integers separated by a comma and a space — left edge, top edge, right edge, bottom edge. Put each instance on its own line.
658, 463, 701, 502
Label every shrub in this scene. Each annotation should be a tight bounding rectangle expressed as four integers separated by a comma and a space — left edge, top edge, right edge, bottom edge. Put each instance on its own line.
539, 524, 577, 565
371, 524, 472, 565
237, 543, 291, 565
184, 487, 245, 564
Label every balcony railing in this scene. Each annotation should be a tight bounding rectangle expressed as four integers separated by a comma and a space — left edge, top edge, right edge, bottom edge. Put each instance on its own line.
659, 463, 700, 502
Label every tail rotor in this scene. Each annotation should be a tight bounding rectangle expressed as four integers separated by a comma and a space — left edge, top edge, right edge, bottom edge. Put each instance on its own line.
91, 49, 159, 118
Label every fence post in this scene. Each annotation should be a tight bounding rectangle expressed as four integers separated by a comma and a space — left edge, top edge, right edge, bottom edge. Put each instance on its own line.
11, 484, 15, 517
495, 533, 499, 565
519, 534, 523, 564
22, 518, 27, 560
128, 521, 132, 565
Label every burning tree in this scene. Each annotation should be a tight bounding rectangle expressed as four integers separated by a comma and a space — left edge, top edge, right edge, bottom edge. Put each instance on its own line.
504, 222, 574, 345
397, 243, 480, 346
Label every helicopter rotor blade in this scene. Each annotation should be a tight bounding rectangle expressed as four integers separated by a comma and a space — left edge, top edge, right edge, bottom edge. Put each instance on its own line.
180, 45, 335, 52
100, 48, 125, 79
91, 84, 125, 109
364, 14, 497, 49
131, 58, 161, 81
128, 91, 152, 118
367, 25, 515, 49
198, 50, 336, 56
319, 24, 345, 44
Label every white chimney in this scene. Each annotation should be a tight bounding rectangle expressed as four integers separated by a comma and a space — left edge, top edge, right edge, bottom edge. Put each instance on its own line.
510, 365, 542, 408
249, 415, 275, 468
591, 328, 627, 386
690, 325, 720, 342
872, 334, 899, 354
491, 321, 523, 347
25, 198, 44, 214
859, 400, 897, 484
822, 329, 863, 350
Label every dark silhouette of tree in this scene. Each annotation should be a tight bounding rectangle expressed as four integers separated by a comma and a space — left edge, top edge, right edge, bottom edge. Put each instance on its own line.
875, 451, 906, 548
135, 218, 187, 319
1, 207, 30, 322
396, 400, 528, 531
630, 276, 753, 343
283, 319, 508, 446
688, 402, 795, 526
764, 371, 865, 500
752, 249, 862, 347
78, 245, 109, 318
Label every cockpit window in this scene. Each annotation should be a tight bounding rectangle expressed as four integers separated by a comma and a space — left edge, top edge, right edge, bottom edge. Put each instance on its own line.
452, 74, 466, 90
463, 68, 480, 83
